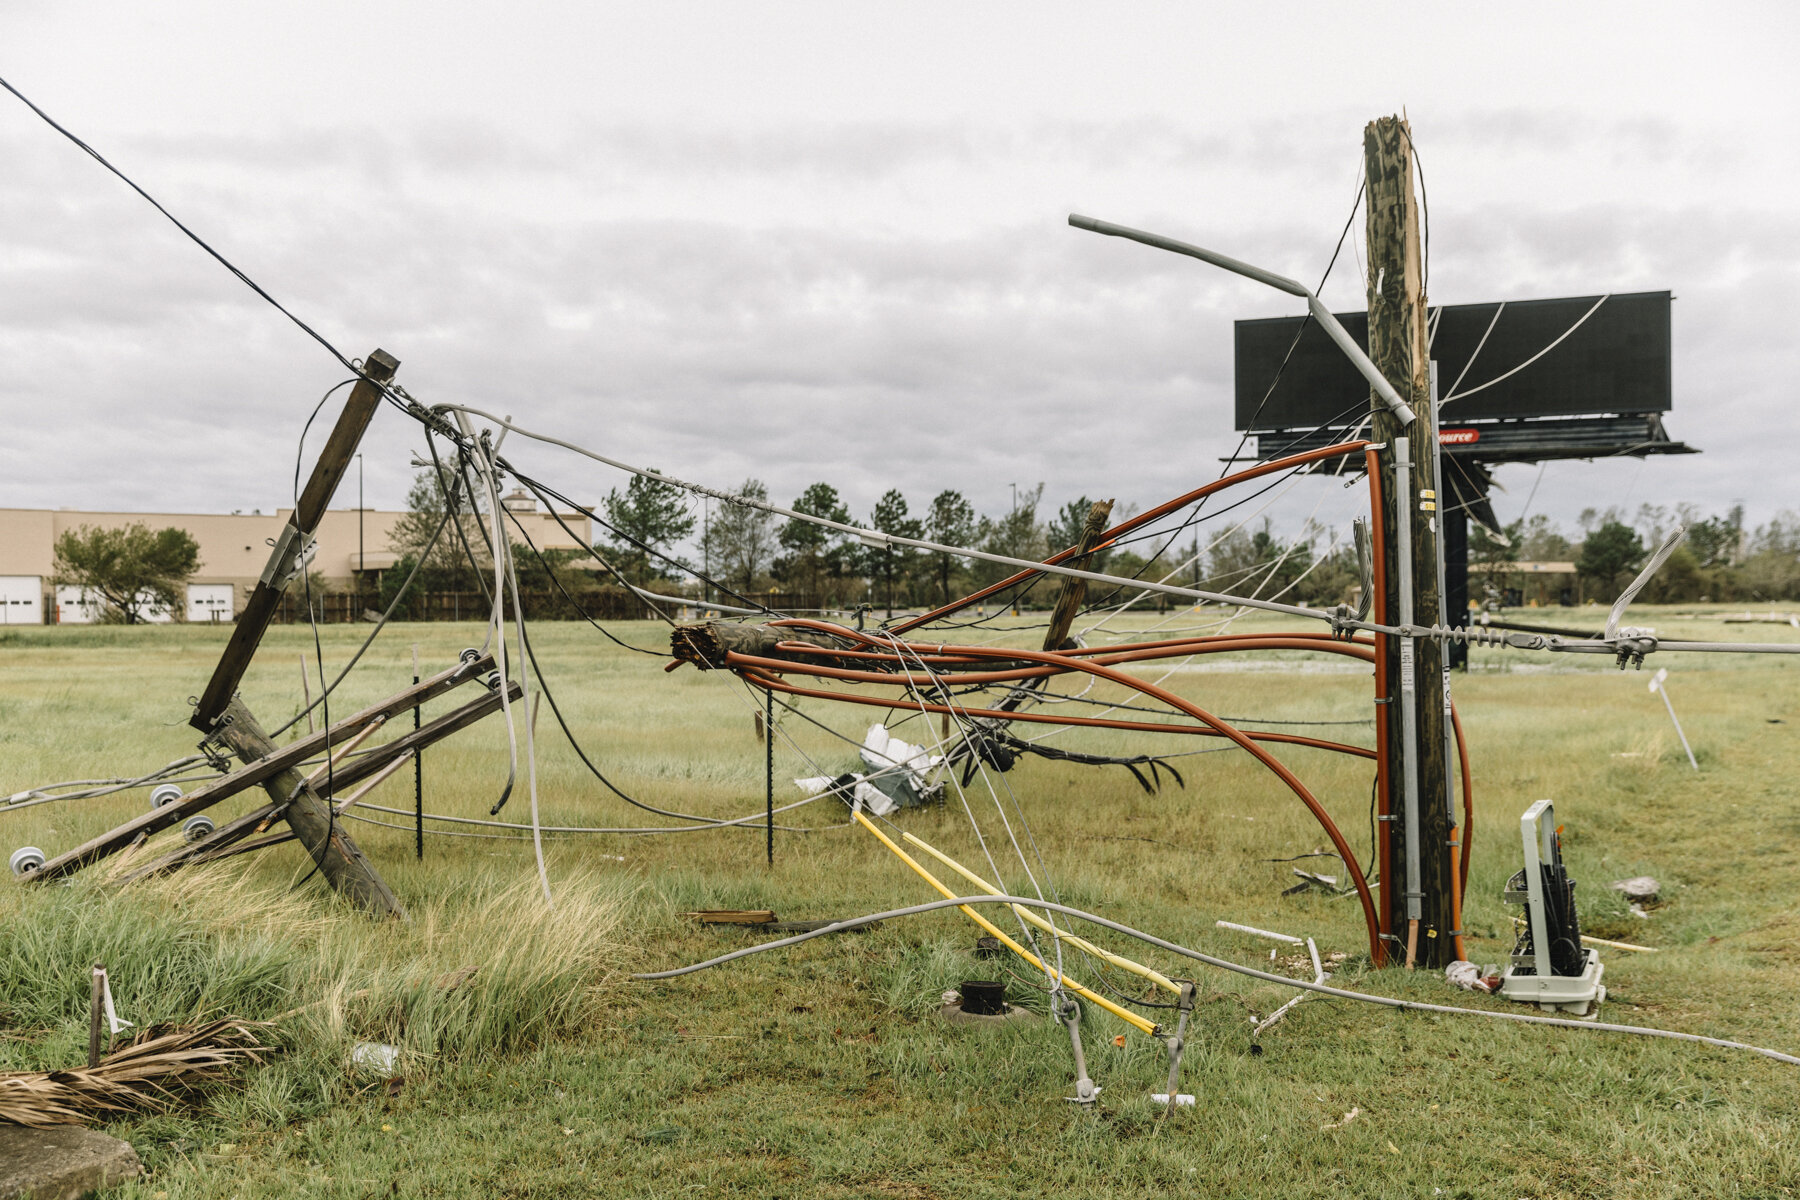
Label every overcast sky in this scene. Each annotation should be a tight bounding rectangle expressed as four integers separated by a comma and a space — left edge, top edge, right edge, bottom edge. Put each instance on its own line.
4, 2, 1797, 556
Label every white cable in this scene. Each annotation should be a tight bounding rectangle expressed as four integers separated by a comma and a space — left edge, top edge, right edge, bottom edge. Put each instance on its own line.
504, 500, 553, 907
1443, 300, 1505, 401
1443, 295, 1608, 405
427, 403, 1345, 626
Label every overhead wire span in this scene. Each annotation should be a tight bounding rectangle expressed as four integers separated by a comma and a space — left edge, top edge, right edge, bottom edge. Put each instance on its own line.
1442, 294, 1610, 405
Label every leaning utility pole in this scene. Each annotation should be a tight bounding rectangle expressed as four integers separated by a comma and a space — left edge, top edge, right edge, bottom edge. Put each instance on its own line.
1365, 117, 1456, 969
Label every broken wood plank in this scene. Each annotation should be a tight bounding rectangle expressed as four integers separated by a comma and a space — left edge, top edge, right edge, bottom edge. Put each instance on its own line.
686, 910, 777, 925
30, 651, 492, 882
192, 349, 399, 732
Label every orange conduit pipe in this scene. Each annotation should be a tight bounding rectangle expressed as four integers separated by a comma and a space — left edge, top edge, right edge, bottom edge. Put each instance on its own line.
1449, 701, 1474, 964
739, 663, 1376, 759
733, 636, 1380, 759
768, 634, 1379, 682
741, 641, 1382, 960
891, 440, 1370, 635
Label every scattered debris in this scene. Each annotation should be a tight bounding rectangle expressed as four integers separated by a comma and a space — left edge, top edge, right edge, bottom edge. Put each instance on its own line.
794, 723, 945, 815
1445, 960, 1501, 994
1321, 1106, 1361, 1130
1282, 868, 1347, 896
686, 910, 776, 925
0, 1019, 273, 1127
1610, 876, 1661, 905
1216, 920, 1304, 945
350, 1042, 401, 1077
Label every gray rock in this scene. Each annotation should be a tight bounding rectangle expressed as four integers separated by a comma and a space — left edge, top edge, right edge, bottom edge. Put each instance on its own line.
1610, 876, 1661, 904
0, 1124, 142, 1200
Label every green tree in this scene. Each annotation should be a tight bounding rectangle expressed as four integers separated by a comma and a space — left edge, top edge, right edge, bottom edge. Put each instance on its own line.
1048, 495, 1114, 574
1207, 520, 1311, 599
924, 489, 976, 605
603, 470, 695, 583
1518, 514, 1574, 562
1739, 510, 1800, 601
869, 489, 923, 611
976, 483, 1045, 600
775, 483, 855, 603
1575, 520, 1645, 597
389, 464, 490, 589
1687, 505, 1744, 568
701, 479, 777, 594
53, 523, 199, 624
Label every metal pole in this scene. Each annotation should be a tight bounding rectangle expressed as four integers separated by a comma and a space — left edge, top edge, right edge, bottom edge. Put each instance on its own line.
765, 687, 774, 866
1659, 688, 1698, 771
1652, 672, 1699, 771
87, 962, 105, 1068
358, 453, 364, 606
413, 643, 424, 858
1395, 438, 1422, 930
1430, 362, 1457, 825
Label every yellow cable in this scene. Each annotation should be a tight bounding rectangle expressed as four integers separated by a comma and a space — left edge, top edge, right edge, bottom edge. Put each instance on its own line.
852, 810, 1158, 1036
901, 830, 1180, 995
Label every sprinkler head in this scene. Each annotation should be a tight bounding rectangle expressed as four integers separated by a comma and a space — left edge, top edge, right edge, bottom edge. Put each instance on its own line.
149, 784, 184, 810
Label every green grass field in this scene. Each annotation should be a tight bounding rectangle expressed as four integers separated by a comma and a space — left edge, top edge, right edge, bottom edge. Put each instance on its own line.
3, 608, 1799, 1198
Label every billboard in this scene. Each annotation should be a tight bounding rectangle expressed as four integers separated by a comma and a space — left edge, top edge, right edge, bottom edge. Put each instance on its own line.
1234, 290, 1671, 430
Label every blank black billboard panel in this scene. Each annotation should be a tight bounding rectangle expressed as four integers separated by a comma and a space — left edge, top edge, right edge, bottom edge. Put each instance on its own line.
1234, 290, 1670, 430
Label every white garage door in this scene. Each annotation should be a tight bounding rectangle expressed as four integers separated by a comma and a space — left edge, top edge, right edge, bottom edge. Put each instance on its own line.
0, 576, 43, 625
187, 584, 236, 623
54, 585, 102, 624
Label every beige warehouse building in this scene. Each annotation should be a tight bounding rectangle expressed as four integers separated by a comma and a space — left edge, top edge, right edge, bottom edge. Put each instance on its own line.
0, 491, 592, 624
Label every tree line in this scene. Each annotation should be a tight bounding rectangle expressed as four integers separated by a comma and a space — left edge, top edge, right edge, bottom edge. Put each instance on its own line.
45, 471, 1800, 627
1471, 503, 1800, 604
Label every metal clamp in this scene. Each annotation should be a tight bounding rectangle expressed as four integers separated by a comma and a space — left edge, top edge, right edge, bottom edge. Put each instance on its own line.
1054, 990, 1100, 1108
258, 521, 318, 592
1159, 981, 1198, 1118
1614, 628, 1658, 670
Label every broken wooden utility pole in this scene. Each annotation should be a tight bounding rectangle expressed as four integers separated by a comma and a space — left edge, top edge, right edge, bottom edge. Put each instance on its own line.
1042, 500, 1115, 652
30, 653, 497, 883
183, 348, 412, 917
212, 698, 407, 918
191, 349, 399, 734
1364, 117, 1456, 970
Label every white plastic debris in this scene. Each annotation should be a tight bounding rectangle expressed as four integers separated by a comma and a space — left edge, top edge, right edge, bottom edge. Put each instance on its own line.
852, 780, 898, 817
1151, 1093, 1196, 1107
860, 724, 943, 783
1444, 960, 1499, 994
351, 1042, 401, 1075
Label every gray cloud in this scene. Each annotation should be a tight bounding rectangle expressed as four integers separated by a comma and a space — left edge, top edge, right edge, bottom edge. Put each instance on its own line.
3, 104, 1796, 548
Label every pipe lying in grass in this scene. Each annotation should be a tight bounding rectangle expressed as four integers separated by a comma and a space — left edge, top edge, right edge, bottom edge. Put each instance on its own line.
633, 894, 1800, 1068
852, 812, 1160, 1036
900, 829, 1180, 995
